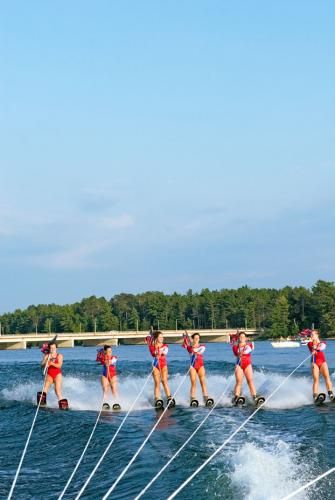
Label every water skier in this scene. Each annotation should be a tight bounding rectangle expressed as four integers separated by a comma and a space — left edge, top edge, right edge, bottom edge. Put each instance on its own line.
96, 344, 120, 410
308, 329, 334, 402
232, 331, 264, 406
40, 340, 68, 409
182, 331, 214, 407
146, 330, 174, 408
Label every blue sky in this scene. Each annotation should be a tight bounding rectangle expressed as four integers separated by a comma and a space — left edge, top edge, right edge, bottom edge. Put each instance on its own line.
0, 1, 334, 313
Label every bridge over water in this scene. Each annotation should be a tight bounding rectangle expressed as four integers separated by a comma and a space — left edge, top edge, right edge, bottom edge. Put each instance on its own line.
0, 329, 259, 350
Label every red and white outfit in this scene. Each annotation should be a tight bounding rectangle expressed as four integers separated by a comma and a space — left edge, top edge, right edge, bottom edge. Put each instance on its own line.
96, 350, 118, 379
308, 341, 326, 368
47, 354, 62, 380
232, 342, 254, 371
182, 334, 205, 372
146, 333, 168, 369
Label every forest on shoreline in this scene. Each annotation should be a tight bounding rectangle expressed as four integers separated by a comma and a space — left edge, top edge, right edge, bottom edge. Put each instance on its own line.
1, 280, 335, 338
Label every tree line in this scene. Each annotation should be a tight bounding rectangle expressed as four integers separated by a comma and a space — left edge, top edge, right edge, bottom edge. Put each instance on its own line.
1, 280, 335, 338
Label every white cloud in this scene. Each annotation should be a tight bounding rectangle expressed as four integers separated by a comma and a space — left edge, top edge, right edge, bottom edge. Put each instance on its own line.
29, 213, 134, 269
79, 187, 119, 212
0, 202, 63, 237
101, 214, 134, 229
33, 241, 109, 269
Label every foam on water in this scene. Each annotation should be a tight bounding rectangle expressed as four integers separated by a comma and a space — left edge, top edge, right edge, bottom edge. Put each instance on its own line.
229, 441, 308, 500
1, 376, 153, 411
252, 371, 314, 409
206, 371, 316, 409
1, 369, 320, 411
0, 372, 238, 411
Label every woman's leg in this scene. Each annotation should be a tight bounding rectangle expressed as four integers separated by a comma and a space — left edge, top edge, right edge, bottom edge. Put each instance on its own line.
244, 365, 257, 398
44, 375, 53, 394
234, 365, 244, 397
311, 364, 320, 396
109, 376, 118, 398
152, 367, 161, 399
161, 366, 171, 398
189, 367, 197, 399
197, 367, 208, 397
54, 374, 63, 400
320, 363, 333, 392
101, 375, 110, 399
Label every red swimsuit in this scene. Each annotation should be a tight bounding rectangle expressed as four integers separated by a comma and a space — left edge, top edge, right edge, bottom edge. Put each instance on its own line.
308, 341, 326, 368
232, 343, 254, 371
146, 334, 168, 369
47, 354, 62, 380
96, 351, 117, 378
182, 334, 205, 372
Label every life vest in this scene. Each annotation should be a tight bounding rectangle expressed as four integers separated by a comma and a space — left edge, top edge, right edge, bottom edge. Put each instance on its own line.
230, 334, 239, 345
96, 348, 105, 364
41, 343, 50, 354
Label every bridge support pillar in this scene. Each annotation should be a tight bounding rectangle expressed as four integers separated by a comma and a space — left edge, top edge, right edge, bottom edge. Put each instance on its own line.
201, 335, 230, 343
57, 339, 74, 348
118, 338, 144, 345
1, 340, 27, 350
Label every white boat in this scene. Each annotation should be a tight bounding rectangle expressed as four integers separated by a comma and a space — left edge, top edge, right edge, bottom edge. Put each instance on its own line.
271, 340, 300, 348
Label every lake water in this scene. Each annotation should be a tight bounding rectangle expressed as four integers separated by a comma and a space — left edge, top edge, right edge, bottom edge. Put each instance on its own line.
1, 341, 335, 499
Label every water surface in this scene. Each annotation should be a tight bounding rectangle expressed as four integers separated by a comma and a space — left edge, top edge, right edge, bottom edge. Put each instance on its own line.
1, 342, 335, 499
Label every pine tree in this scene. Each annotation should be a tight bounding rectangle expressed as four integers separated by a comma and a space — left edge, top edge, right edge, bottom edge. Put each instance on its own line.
271, 295, 289, 338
